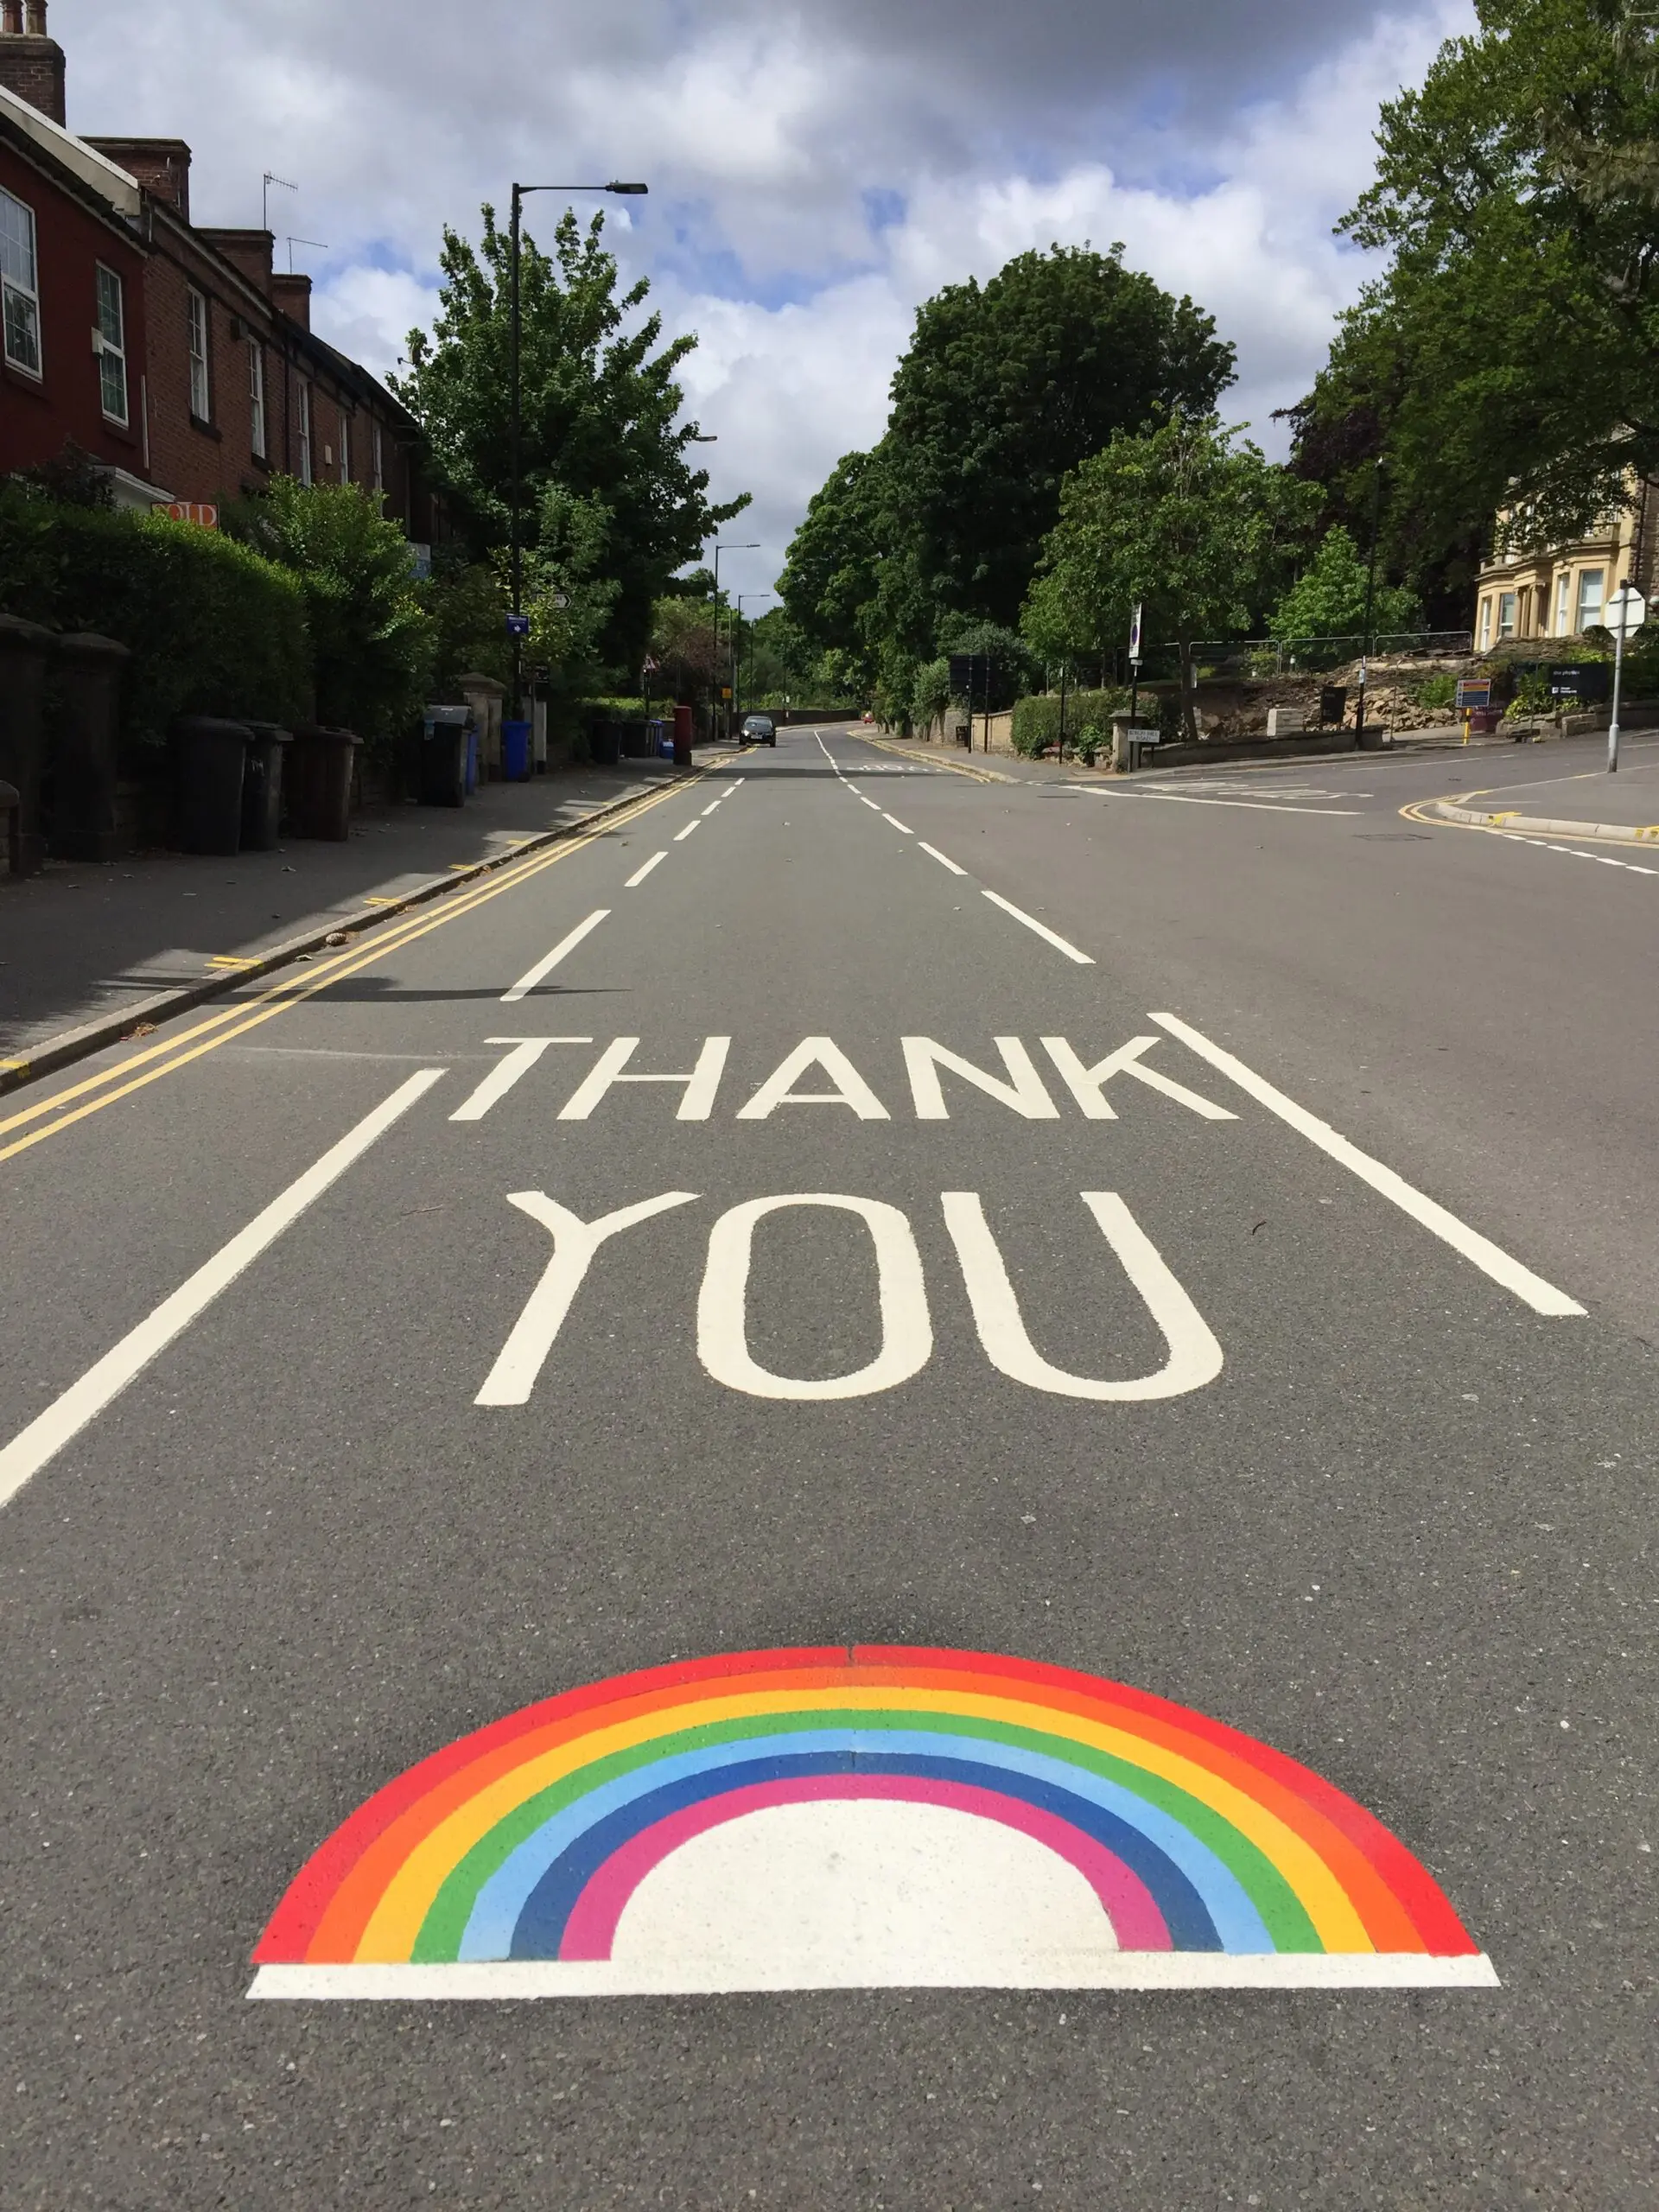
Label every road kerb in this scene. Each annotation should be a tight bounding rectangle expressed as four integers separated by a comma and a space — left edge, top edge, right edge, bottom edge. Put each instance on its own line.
0, 780, 678, 1100
1431, 798, 1659, 844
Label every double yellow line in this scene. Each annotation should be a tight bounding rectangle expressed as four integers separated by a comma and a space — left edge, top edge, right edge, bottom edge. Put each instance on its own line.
0, 776, 693, 1166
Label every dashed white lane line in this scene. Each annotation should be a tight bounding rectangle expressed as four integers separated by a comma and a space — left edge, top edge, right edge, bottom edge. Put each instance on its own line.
0, 1071, 446, 1510
702, 800, 722, 816
981, 890, 1095, 965
1503, 833, 1657, 876
1152, 1011, 1585, 1319
919, 842, 967, 876
882, 814, 914, 834
674, 820, 701, 842
626, 851, 667, 887
858, 796, 882, 811
501, 909, 609, 1002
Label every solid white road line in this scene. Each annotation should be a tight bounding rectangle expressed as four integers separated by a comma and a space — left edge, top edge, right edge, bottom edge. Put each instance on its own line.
250, 1953, 1498, 1999
882, 814, 914, 834
1070, 785, 1362, 817
674, 821, 700, 842
1151, 1011, 1586, 1318
626, 851, 667, 887
919, 842, 967, 876
981, 889, 1095, 965
0, 1071, 445, 1510
500, 909, 609, 1002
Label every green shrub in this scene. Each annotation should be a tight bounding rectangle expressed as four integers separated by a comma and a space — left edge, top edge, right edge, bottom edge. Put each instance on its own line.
1411, 672, 1458, 710
0, 485, 310, 758
1011, 689, 1126, 755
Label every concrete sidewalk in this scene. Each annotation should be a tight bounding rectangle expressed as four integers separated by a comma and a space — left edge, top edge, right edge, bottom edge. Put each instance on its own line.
0, 759, 700, 1071
1431, 755, 1659, 844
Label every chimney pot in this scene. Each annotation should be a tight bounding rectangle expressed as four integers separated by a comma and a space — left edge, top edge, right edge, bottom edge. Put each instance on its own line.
0, 0, 66, 125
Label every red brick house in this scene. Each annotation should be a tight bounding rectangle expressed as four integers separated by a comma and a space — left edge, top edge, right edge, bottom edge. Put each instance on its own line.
0, 3, 433, 532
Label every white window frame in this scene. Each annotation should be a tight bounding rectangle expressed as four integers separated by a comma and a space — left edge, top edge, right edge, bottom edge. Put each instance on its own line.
1497, 591, 1516, 639
94, 262, 128, 424
1554, 572, 1572, 636
1575, 569, 1605, 632
339, 411, 351, 485
297, 380, 313, 486
187, 286, 210, 420
249, 338, 267, 459
0, 184, 42, 378
1478, 596, 1492, 651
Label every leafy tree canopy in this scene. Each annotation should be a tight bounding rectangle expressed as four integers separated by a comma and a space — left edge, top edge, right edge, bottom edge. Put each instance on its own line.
393, 207, 748, 673
1270, 524, 1421, 641
1306, 0, 1659, 575
1023, 415, 1320, 736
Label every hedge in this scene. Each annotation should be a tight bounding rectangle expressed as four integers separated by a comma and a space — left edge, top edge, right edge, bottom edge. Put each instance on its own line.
1010, 689, 1128, 756
0, 489, 311, 756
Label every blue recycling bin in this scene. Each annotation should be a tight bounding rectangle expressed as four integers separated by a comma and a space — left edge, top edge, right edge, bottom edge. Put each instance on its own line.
502, 718, 531, 782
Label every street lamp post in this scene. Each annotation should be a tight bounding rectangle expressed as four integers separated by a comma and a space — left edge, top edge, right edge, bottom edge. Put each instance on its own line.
509, 178, 647, 718
709, 542, 758, 741
734, 591, 777, 728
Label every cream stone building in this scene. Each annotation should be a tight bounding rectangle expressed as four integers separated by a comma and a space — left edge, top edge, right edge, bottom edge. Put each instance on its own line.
1473, 480, 1656, 650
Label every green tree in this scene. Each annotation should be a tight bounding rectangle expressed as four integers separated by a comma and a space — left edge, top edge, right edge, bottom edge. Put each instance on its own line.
1270, 525, 1421, 641
223, 477, 434, 744
1024, 416, 1320, 738
778, 446, 892, 693
1306, 0, 1659, 578
883, 245, 1235, 636
393, 207, 748, 671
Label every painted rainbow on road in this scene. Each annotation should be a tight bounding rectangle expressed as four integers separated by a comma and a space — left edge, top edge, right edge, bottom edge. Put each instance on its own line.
250, 1647, 1496, 1996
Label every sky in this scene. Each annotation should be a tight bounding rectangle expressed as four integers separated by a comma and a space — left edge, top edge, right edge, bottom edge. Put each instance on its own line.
59, 0, 1471, 594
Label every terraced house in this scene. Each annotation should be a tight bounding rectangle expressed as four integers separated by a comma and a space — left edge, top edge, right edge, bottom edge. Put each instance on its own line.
0, 2, 431, 532
1473, 477, 1657, 649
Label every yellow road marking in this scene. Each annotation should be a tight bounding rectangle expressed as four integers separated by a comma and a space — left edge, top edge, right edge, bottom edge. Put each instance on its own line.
0, 779, 697, 1166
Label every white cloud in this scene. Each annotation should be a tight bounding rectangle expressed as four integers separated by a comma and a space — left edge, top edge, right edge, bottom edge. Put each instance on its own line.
58, 0, 1474, 588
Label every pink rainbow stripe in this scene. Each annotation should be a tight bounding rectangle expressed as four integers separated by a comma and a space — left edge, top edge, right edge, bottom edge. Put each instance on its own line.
557, 1773, 1173, 1960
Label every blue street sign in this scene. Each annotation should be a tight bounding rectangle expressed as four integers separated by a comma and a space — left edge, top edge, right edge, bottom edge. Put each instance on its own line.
505, 613, 531, 638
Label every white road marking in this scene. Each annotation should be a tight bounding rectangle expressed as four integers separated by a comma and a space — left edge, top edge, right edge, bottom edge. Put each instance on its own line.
674, 821, 700, 842
919, 842, 967, 875
942, 1191, 1224, 1402
251, 1952, 1499, 1999
736, 1038, 890, 1120
981, 889, 1094, 964
697, 1196, 932, 1400
0, 1071, 445, 1508
1151, 1011, 1586, 1317
1040, 1036, 1235, 1122
702, 800, 722, 816
902, 1037, 1059, 1120
477, 1191, 698, 1406
882, 814, 914, 834
626, 851, 667, 887
1504, 833, 1658, 877
859, 796, 882, 811
501, 910, 609, 1002
1066, 785, 1361, 817
559, 1037, 731, 1122
450, 1038, 593, 1122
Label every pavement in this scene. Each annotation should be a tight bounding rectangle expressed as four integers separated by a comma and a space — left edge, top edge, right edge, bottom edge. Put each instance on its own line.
1424, 753, 1659, 843
0, 759, 700, 1068
0, 723, 1655, 2208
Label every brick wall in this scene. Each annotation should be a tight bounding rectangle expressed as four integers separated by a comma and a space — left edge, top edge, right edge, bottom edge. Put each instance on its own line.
0, 29, 66, 125
0, 134, 149, 480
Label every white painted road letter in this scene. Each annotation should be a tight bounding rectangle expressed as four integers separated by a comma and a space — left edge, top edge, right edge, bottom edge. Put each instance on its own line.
736, 1040, 890, 1121
477, 1190, 699, 1405
941, 1191, 1224, 1401
1040, 1037, 1236, 1122
559, 1038, 732, 1122
698, 1195, 932, 1399
901, 1038, 1059, 1120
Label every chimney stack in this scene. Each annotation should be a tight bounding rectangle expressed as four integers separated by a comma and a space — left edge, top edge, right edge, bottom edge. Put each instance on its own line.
83, 137, 193, 219
0, 0, 67, 126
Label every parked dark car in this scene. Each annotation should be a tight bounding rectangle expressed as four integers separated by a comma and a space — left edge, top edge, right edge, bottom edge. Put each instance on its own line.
741, 714, 776, 747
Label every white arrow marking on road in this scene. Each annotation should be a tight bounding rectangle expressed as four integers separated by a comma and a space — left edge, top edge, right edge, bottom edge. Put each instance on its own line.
980, 890, 1094, 964
697, 1196, 933, 1401
1150, 1012, 1586, 1318
476, 1191, 700, 1406
942, 1192, 1224, 1402
0, 1071, 446, 1509
501, 910, 609, 1002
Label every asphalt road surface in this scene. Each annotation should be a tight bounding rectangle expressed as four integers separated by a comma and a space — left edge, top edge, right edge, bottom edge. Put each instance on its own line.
2, 724, 1653, 2209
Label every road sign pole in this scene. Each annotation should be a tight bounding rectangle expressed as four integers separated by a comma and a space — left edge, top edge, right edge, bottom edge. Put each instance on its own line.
1605, 582, 1648, 772
1609, 624, 1624, 773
